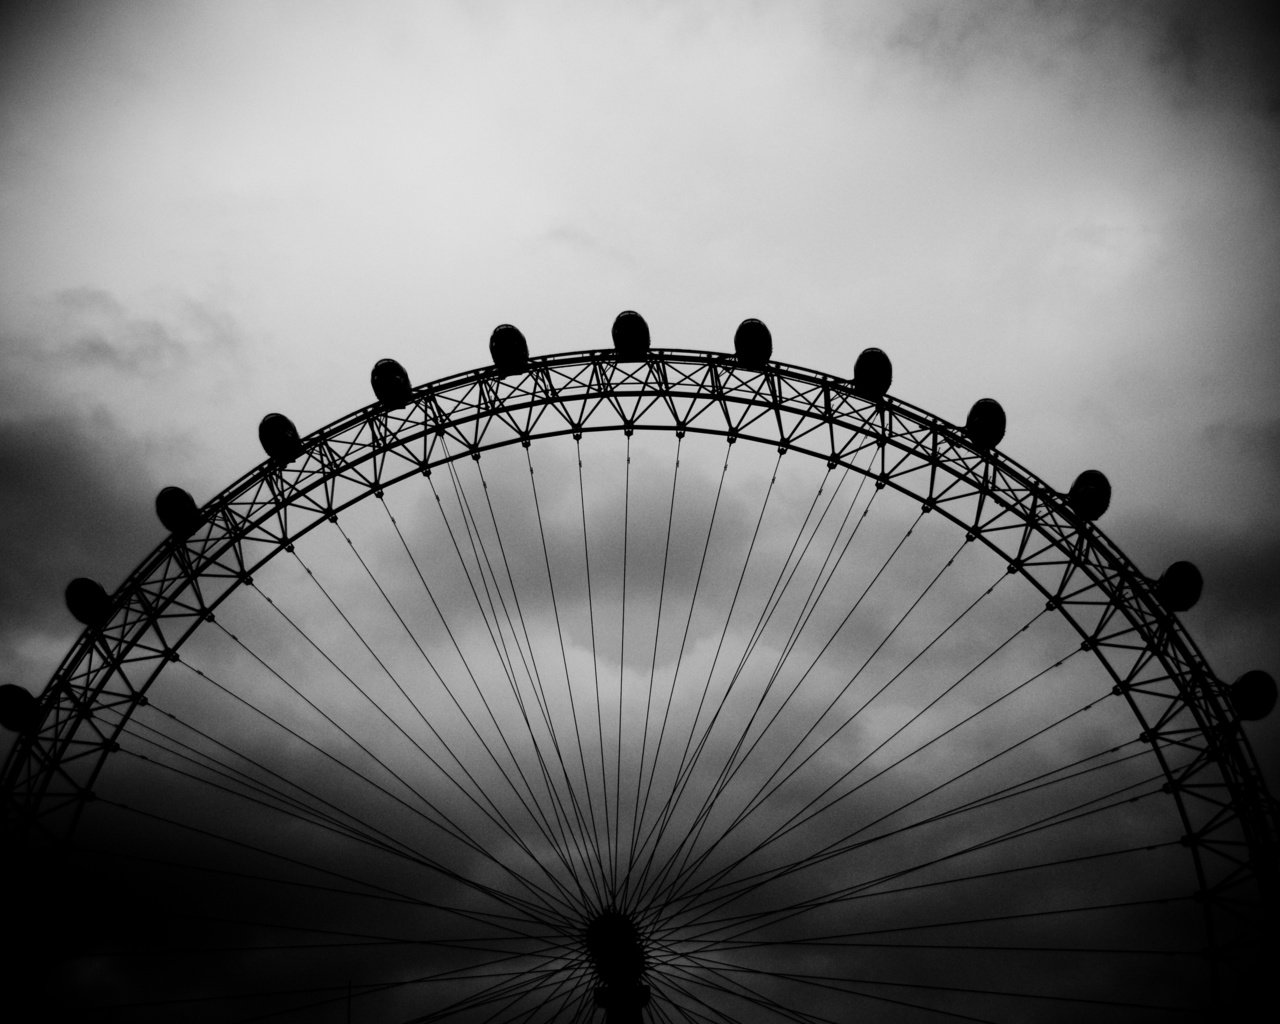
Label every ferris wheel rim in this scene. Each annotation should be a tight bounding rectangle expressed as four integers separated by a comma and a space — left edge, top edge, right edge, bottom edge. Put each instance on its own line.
3, 345, 1274, 933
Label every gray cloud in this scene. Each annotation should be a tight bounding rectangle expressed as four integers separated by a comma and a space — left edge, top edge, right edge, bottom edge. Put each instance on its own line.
1203, 415, 1280, 465
540, 224, 639, 269
47, 287, 240, 373
52, 287, 189, 372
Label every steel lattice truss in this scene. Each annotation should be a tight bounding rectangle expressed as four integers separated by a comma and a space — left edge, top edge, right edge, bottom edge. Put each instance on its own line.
5, 348, 1276, 926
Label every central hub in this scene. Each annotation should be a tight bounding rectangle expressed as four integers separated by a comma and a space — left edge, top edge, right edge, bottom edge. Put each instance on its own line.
584, 909, 649, 1020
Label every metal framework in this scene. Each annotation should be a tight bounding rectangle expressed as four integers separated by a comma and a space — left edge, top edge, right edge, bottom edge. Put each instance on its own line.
5, 347, 1276, 945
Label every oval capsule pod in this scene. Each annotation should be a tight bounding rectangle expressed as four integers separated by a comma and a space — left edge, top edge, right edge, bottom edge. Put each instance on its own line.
852, 348, 892, 400
66, 577, 111, 628
259, 413, 302, 464
156, 486, 201, 538
612, 311, 651, 360
1155, 560, 1203, 612
1067, 470, 1111, 522
1230, 670, 1276, 721
965, 399, 1006, 450
0, 684, 38, 734
371, 358, 412, 408
733, 318, 772, 367
489, 324, 529, 373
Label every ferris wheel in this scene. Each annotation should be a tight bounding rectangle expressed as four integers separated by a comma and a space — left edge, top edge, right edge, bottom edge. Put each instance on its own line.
3, 313, 1276, 1022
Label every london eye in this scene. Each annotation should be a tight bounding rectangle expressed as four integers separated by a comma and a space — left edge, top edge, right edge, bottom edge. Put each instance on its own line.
3, 312, 1276, 1022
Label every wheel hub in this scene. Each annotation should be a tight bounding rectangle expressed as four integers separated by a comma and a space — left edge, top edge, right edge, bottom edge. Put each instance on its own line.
584, 909, 650, 1021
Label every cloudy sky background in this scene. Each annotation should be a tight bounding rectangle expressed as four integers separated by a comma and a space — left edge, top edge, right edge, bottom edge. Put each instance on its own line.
2, 0, 1277, 795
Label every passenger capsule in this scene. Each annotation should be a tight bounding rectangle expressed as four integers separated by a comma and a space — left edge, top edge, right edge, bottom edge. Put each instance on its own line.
489, 324, 529, 373
852, 348, 892, 400
733, 318, 772, 367
258, 413, 302, 464
612, 311, 651, 360
66, 577, 111, 628
155, 486, 201, 538
1155, 560, 1203, 613
0, 684, 38, 734
1230, 670, 1276, 721
1067, 470, 1111, 522
964, 399, 1006, 450
371, 358, 412, 408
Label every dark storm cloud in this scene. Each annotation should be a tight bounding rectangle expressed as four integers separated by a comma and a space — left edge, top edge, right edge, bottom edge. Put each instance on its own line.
1113, 413, 1280, 670
1133, 512, 1280, 663
0, 411, 161, 664
1144, 1, 1280, 112
0, 0, 114, 101
1196, 454, 1280, 680
0, 286, 245, 684
1109, 418, 1280, 789
880, 0, 1280, 113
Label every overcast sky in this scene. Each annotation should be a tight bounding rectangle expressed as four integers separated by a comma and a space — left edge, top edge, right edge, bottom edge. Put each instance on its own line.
1, 0, 1277, 791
